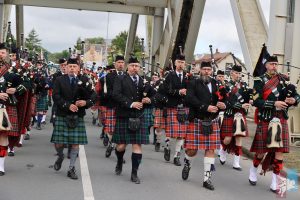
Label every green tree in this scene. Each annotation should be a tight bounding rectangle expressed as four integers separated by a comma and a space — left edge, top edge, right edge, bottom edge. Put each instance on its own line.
48, 50, 69, 63
110, 31, 143, 63
85, 37, 104, 45
25, 29, 42, 55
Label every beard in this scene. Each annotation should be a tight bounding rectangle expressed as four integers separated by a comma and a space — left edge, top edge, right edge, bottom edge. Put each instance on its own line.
200, 74, 212, 84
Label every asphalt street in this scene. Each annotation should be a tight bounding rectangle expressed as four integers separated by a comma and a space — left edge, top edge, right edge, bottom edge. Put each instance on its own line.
0, 111, 298, 200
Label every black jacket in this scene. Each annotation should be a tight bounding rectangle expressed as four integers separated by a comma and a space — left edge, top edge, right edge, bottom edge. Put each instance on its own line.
99, 71, 120, 108
186, 78, 219, 120
53, 74, 96, 117
161, 71, 188, 108
113, 73, 147, 118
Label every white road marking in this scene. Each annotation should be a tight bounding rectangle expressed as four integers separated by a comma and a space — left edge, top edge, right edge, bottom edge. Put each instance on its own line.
79, 145, 95, 200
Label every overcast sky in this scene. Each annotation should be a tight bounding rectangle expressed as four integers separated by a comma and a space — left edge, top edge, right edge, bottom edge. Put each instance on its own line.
9, 0, 270, 61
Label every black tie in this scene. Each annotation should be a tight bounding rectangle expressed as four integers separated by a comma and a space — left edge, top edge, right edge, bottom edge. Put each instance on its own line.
118, 71, 122, 76
133, 75, 138, 86
178, 74, 182, 83
71, 77, 76, 88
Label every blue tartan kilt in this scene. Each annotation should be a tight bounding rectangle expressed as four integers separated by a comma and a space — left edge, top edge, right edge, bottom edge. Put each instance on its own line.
36, 95, 48, 112
51, 116, 88, 145
112, 116, 150, 145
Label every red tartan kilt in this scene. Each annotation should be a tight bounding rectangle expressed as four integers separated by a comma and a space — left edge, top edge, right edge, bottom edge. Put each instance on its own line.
250, 118, 289, 153
153, 108, 166, 129
0, 106, 19, 137
185, 119, 221, 150
99, 106, 107, 124
103, 107, 116, 134
165, 107, 189, 138
220, 115, 249, 139
31, 95, 37, 117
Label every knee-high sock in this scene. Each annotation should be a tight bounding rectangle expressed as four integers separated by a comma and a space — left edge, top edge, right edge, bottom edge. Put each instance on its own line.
69, 148, 79, 169
184, 154, 195, 167
42, 114, 46, 122
107, 134, 113, 143
165, 137, 170, 149
0, 157, 5, 172
131, 153, 142, 174
37, 114, 43, 124
0, 146, 8, 157
19, 134, 24, 145
55, 145, 64, 158
174, 139, 184, 157
234, 145, 242, 156
155, 129, 165, 144
253, 154, 263, 168
273, 158, 283, 175
204, 157, 215, 182
115, 149, 125, 165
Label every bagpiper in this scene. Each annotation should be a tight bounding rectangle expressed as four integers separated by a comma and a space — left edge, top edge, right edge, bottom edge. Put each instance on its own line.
161, 54, 189, 166
182, 61, 226, 190
51, 57, 96, 180
99, 55, 125, 157
219, 65, 251, 171
33, 60, 50, 130
248, 55, 300, 193
112, 55, 154, 184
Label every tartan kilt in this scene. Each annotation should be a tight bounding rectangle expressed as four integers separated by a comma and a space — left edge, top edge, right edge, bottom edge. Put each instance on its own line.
0, 106, 19, 137
36, 95, 48, 112
153, 108, 166, 129
31, 95, 37, 117
220, 115, 249, 139
51, 116, 88, 145
185, 119, 220, 150
112, 117, 149, 145
250, 118, 289, 153
99, 106, 107, 125
144, 108, 154, 129
165, 107, 189, 138
103, 107, 116, 134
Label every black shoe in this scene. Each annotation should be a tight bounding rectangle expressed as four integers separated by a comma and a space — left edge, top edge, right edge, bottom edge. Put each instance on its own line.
219, 160, 225, 165
203, 180, 215, 190
105, 144, 113, 158
182, 164, 190, 180
92, 118, 96, 125
115, 162, 123, 175
67, 167, 78, 180
36, 124, 42, 130
249, 179, 257, 186
173, 157, 181, 166
42, 121, 46, 125
54, 155, 64, 171
164, 148, 170, 161
103, 135, 109, 147
24, 134, 30, 140
8, 152, 14, 157
0, 171, 5, 176
270, 188, 279, 194
155, 143, 160, 152
233, 167, 242, 171
131, 172, 141, 184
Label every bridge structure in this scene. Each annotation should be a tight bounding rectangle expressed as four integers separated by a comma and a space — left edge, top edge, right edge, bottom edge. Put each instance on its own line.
1, 0, 300, 141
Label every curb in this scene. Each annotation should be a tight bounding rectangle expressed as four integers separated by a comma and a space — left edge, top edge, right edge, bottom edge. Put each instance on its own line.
242, 146, 300, 181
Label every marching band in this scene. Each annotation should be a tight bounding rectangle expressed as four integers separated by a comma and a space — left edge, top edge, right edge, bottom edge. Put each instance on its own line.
0, 37, 299, 195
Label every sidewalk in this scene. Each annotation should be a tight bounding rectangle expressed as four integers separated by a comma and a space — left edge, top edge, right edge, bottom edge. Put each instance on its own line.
243, 118, 300, 178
